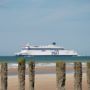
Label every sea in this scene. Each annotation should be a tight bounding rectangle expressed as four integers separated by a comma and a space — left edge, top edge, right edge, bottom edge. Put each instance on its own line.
0, 55, 90, 67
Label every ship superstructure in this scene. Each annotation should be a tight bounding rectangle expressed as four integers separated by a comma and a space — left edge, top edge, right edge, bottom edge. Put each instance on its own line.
15, 43, 78, 56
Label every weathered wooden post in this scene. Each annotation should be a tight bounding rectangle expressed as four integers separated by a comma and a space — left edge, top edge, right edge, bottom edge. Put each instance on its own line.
18, 58, 26, 90
1, 63, 8, 90
29, 61, 35, 90
87, 62, 90, 90
74, 62, 82, 90
56, 62, 66, 90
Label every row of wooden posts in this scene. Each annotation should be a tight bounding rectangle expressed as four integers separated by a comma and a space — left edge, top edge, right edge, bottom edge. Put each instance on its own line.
0, 58, 90, 90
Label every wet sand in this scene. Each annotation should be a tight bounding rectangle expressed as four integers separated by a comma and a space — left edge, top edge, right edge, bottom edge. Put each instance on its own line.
6, 73, 87, 90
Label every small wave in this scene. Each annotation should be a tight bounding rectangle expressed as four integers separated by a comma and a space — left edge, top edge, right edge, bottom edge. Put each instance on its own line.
8, 63, 28, 68
36, 63, 56, 67
8, 63, 18, 68
8, 63, 55, 68
8, 62, 86, 68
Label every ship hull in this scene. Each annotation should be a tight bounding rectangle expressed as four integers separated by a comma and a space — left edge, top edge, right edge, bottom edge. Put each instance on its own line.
16, 54, 78, 57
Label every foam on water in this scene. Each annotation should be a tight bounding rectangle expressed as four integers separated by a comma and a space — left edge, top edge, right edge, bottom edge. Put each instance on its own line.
36, 63, 56, 67
8, 63, 29, 68
8, 62, 86, 68
8, 63, 56, 68
8, 63, 18, 68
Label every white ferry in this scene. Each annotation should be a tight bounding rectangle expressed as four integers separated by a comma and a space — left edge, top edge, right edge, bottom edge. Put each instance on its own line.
15, 42, 78, 56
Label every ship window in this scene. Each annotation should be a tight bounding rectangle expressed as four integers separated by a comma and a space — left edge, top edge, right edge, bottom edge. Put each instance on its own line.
34, 46, 39, 47
22, 48, 26, 50
29, 48, 63, 50
60, 48, 64, 50
22, 47, 30, 50
42, 50, 46, 52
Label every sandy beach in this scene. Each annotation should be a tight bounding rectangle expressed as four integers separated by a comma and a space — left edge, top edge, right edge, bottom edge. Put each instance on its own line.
7, 73, 87, 90
0, 65, 88, 90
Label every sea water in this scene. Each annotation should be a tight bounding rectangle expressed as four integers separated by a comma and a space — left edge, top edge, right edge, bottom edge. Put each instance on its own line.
0, 55, 89, 75
0, 55, 90, 67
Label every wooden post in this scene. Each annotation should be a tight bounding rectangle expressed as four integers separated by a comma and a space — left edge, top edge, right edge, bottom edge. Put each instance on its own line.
18, 58, 26, 90
74, 62, 82, 90
29, 61, 35, 90
1, 63, 8, 90
87, 62, 90, 90
56, 62, 66, 90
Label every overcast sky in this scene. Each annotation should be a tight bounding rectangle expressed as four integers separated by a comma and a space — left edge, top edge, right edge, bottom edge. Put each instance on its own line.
0, 0, 90, 56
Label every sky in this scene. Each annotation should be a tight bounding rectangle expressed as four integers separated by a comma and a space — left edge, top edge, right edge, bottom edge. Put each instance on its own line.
0, 0, 90, 56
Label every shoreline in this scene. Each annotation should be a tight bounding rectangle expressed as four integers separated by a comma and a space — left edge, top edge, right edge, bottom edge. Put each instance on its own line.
7, 64, 86, 75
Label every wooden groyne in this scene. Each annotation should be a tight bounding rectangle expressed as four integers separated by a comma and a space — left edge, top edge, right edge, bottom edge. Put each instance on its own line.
0, 63, 8, 90
56, 62, 66, 90
87, 62, 90, 90
0, 59, 90, 90
18, 58, 26, 90
74, 62, 82, 90
29, 61, 35, 90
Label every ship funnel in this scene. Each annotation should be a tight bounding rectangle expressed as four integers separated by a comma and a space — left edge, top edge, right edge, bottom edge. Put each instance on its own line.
52, 42, 56, 45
